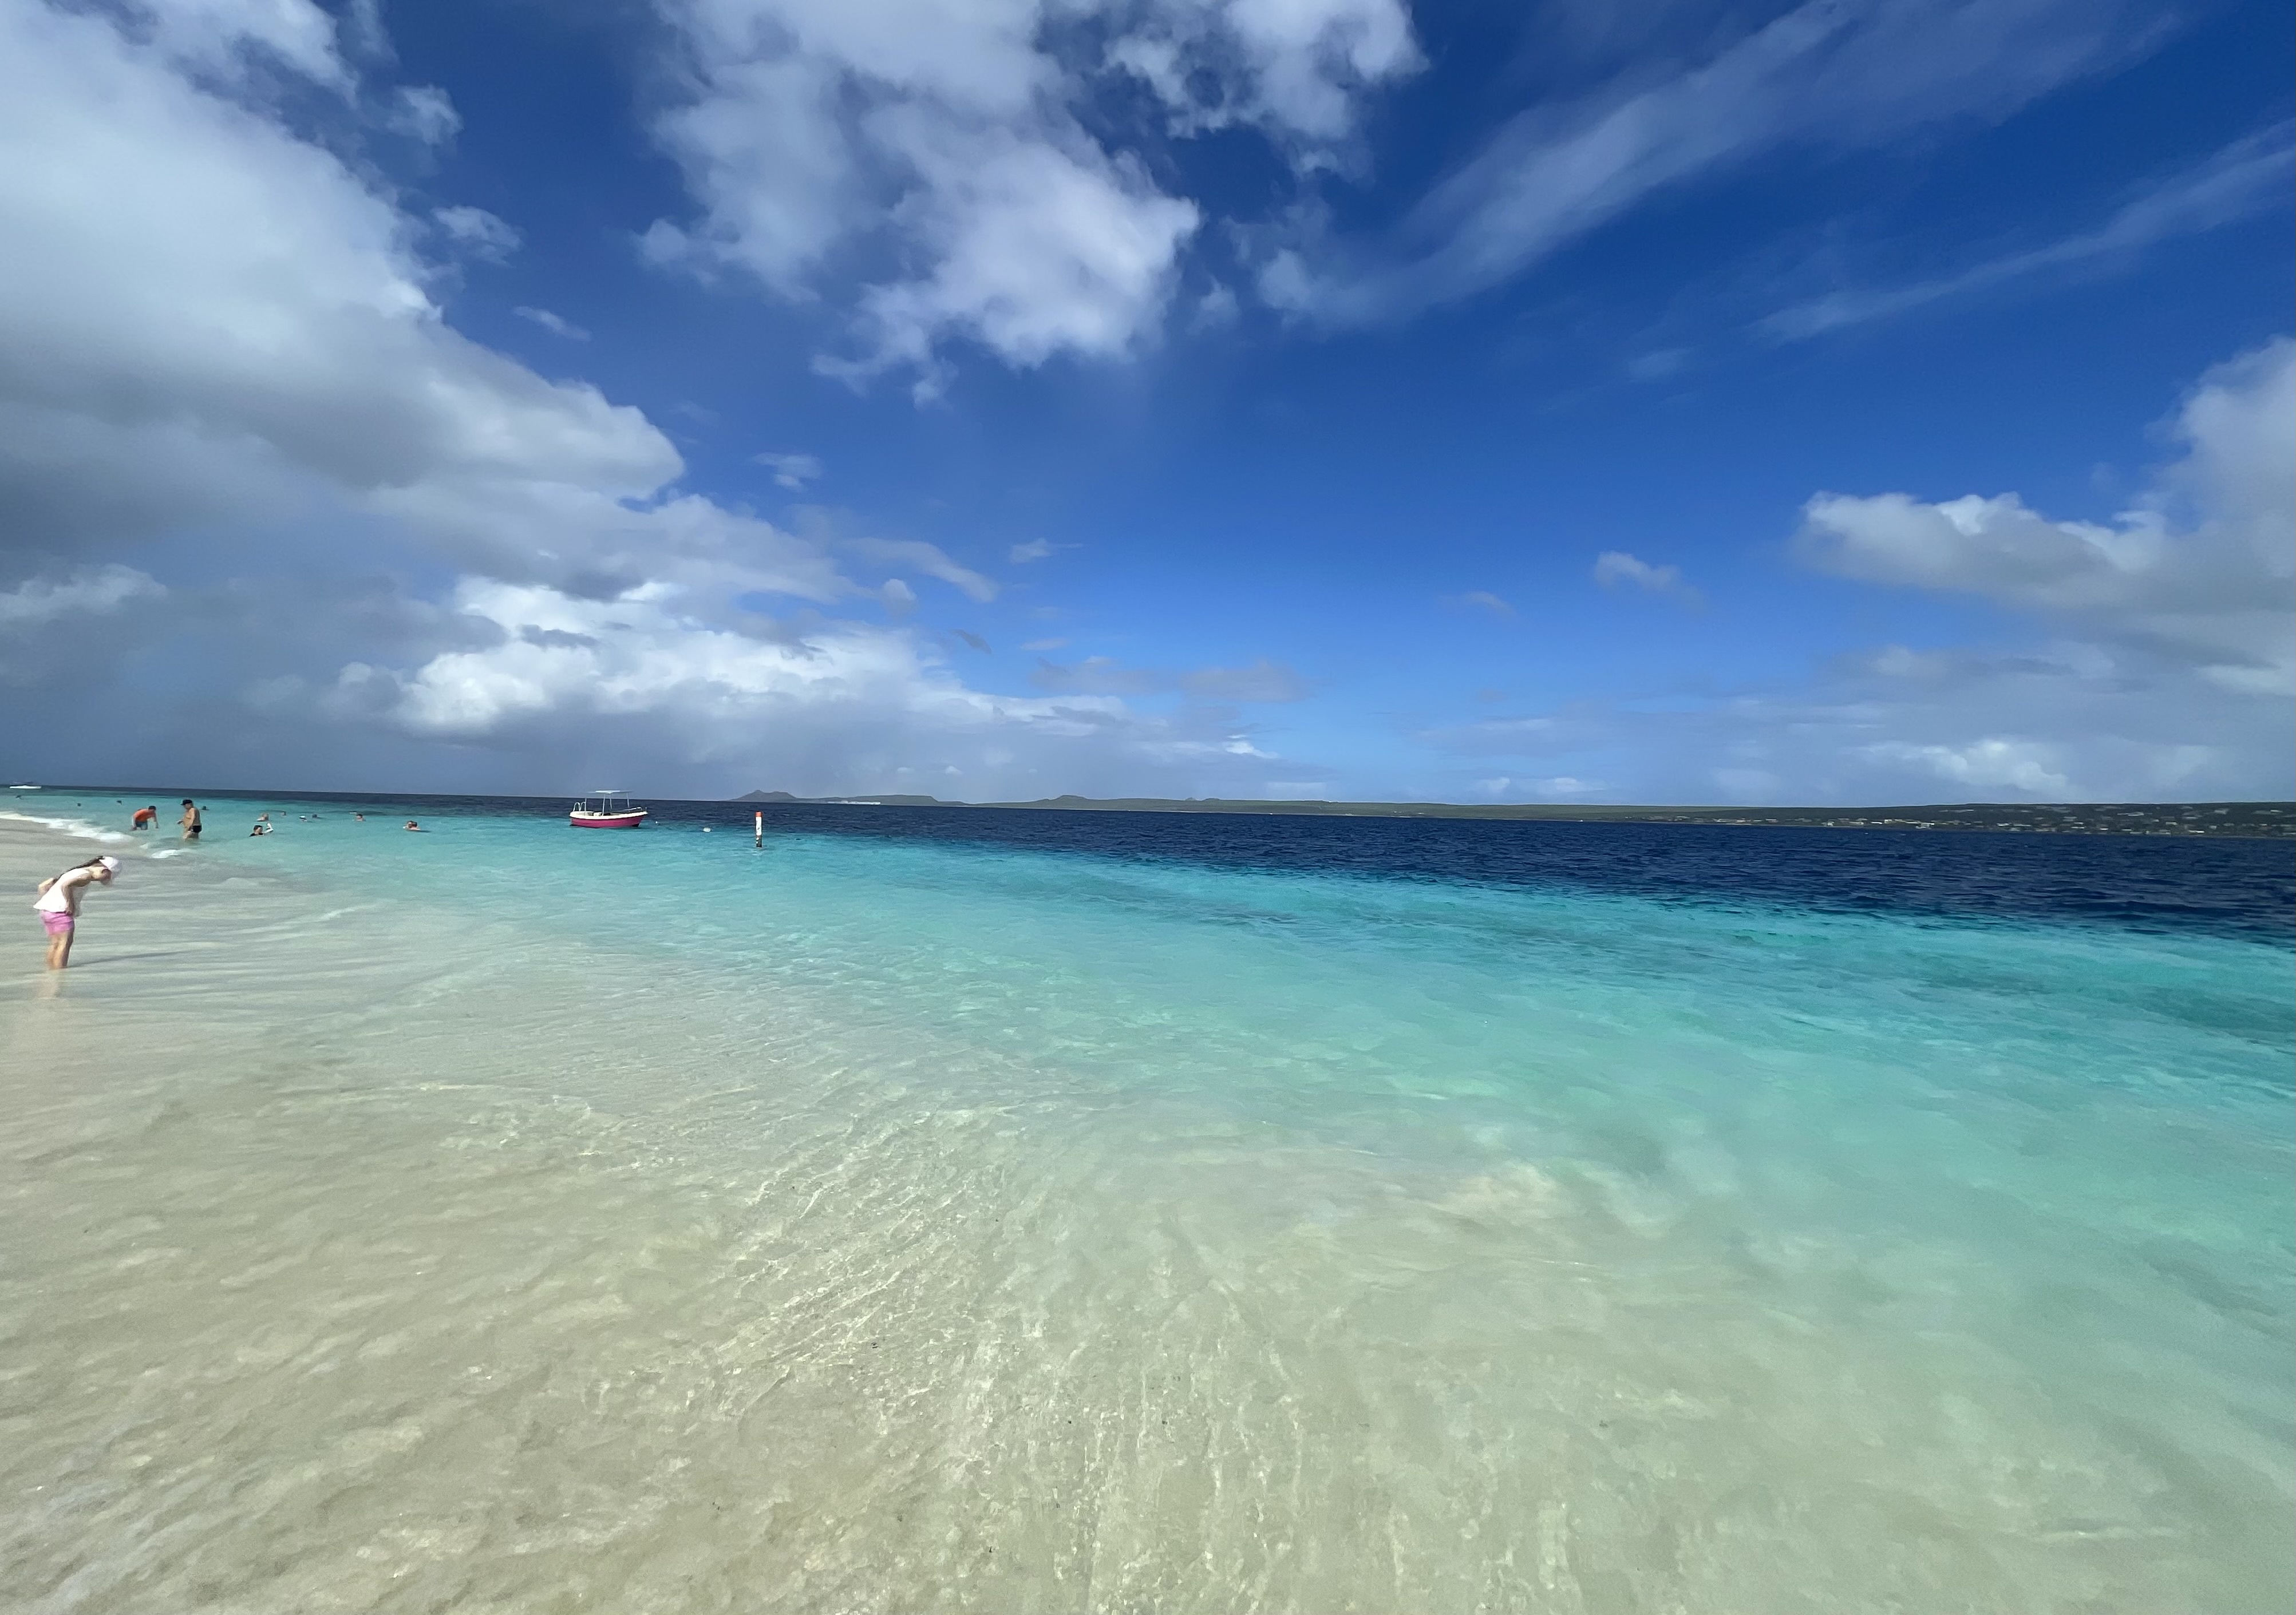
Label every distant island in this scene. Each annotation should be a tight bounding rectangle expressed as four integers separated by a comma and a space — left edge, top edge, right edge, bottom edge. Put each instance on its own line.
735, 791, 2295, 838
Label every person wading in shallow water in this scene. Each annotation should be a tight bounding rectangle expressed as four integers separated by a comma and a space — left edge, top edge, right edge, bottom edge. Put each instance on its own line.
34, 855, 117, 970
179, 799, 201, 841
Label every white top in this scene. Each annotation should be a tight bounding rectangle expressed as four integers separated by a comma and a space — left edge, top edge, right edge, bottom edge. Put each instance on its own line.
34, 866, 98, 913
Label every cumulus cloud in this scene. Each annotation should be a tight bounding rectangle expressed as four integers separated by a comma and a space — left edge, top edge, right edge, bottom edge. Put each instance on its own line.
1008, 537, 1070, 563
0, 0, 1310, 802
1797, 339, 2295, 695
643, 0, 1414, 385
139, 0, 350, 87
298, 580, 1293, 797
827, 128, 1200, 393
1108, 0, 1419, 145
362, 580, 1070, 738
1409, 341, 2295, 803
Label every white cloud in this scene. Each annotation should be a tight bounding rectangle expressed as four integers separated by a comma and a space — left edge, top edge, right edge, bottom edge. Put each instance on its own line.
1408, 341, 2294, 803
1860, 739, 2072, 796
0, 564, 164, 624
1797, 339, 2295, 695
644, 0, 1414, 385
1474, 774, 1598, 799
434, 204, 521, 263
840, 535, 997, 601
140, 0, 349, 88
513, 306, 591, 341
303, 577, 1295, 798
1108, 0, 1418, 145
756, 450, 823, 488
388, 84, 460, 147
0, 3, 680, 577
1008, 537, 1068, 563
1765, 122, 2296, 341
828, 126, 1199, 390
0, 4, 745, 589
373, 579, 1074, 738
1594, 551, 1699, 603
0, 1, 1313, 802
1265, 0, 2165, 322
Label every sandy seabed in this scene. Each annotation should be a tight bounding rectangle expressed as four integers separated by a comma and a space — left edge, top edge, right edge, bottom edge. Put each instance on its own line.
1, 813, 2289, 1614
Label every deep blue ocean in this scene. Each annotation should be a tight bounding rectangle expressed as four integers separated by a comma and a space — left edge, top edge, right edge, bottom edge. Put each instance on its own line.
92, 786, 2296, 934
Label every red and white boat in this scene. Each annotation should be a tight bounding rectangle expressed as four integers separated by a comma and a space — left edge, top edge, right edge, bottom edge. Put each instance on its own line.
568, 790, 649, 829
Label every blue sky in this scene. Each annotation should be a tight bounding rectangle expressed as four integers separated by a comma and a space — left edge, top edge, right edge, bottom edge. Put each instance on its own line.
1, 0, 2289, 803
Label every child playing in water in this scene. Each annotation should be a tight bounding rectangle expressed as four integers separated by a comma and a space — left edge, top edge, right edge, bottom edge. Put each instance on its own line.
34, 855, 118, 970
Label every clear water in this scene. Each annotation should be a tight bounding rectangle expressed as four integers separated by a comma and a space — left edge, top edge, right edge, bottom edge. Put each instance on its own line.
3, 798, 2290, 1613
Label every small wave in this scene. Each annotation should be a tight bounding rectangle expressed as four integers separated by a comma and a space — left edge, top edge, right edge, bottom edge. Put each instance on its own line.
0, 810, 134, 846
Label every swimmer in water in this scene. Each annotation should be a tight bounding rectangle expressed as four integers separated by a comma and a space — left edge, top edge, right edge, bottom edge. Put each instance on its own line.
34, 855, 118, 970
250, 821, 271, 836
179, 799, 202, 840
403, 820, 424, 832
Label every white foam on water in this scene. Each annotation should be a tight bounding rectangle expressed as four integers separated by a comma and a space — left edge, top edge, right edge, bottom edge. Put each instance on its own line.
0, 809, 135, 846
1, 810, 2288, 1613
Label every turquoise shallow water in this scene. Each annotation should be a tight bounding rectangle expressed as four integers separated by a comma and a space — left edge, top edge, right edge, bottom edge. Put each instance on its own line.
3, 799, 2291, 1612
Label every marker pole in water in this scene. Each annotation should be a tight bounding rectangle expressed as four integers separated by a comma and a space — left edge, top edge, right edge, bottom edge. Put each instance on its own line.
754, 810, 763, 848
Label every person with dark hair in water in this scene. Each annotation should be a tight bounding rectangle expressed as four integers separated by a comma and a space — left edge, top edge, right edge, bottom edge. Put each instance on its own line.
34, 855, 117, 970
179, 799, 202, 841
131, 805, 156, 831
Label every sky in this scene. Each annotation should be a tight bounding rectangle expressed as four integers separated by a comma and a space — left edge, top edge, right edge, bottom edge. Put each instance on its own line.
1, 0, 2290, 805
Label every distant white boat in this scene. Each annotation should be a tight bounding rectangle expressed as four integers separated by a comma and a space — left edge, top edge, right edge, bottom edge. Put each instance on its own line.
568, 789, 648, 829
6, 783, 40, 790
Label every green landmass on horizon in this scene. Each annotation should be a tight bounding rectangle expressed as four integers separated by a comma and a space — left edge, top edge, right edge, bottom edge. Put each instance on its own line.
733, 791, 2295, 838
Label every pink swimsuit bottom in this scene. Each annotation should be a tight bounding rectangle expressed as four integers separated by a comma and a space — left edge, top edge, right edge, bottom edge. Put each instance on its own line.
40, 911, 73, 936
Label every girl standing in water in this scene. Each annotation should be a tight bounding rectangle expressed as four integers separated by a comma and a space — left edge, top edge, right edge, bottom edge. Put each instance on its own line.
34, 855, 118, 970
